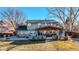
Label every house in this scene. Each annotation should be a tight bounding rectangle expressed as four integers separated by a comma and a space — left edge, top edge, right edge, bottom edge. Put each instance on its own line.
0, 19, 64, 40
16, 20, 63, 40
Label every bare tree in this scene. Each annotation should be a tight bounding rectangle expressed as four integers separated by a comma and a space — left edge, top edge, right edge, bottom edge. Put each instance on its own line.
47, 7, 79, 32
0, 8, 26, 31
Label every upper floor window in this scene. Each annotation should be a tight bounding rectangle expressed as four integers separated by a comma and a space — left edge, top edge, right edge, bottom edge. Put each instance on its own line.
28, 23, 31, 26
51, 24, 53, 26
38, 23, 41, 26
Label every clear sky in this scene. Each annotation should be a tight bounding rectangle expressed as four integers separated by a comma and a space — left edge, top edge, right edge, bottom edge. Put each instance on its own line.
0, 7, 50, 20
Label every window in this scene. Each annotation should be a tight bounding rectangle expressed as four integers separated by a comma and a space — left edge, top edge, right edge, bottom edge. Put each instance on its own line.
28, 23, 31, 26
38, 23, 41, 26
17, 26, 27, 30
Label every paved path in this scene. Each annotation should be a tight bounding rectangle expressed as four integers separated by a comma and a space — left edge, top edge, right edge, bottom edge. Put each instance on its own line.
0, 45, 16, 51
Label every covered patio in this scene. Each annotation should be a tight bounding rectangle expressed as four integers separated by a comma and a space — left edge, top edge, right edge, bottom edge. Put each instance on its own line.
35, 26, 64, 41
35, 26, 63, 34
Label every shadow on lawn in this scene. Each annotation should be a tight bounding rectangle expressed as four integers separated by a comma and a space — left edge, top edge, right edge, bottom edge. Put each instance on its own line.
10, 40, 46, 45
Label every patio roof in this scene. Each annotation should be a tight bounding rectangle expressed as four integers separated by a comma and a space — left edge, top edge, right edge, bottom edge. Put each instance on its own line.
0, 32, 14, 35
35, 26, 63, 30
0, 30, 15, 35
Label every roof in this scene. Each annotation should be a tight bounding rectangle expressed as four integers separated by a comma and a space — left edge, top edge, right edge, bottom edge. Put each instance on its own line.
0, 32, 14, 35
66, 31, 79, 34
0, 29, 15, 35
35, 26, 63, 30
26, 20, 59, 24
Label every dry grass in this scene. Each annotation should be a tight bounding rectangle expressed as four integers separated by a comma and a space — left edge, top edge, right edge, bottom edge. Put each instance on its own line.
0, 41, 12, 46
9, 40, 79, 51
0, 40, 79, 51
0, 41, 14, 51
52, 41, 79, 51
10, 42, 57, 51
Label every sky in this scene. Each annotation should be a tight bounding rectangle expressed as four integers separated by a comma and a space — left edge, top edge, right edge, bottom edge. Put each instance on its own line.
0, 7, 50, 20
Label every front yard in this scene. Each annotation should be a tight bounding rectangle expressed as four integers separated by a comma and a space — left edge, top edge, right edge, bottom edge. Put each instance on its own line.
0, 40, 79, 51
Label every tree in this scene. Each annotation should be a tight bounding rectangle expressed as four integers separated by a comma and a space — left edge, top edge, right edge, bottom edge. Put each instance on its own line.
0, 8, 26, 31
47, 7, 79, 32
0, 21, 4, 33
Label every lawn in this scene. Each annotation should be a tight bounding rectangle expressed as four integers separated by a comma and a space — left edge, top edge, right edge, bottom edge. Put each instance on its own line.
0, 41, 12, 46
52, 41, 79, 51
0, 40, 79, 51
0, 41, 14, 51
9, 40, 79, 51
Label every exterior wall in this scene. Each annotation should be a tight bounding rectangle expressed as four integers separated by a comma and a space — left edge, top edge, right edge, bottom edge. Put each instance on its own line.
27, 22, 60, 30
27, 24, 38, 30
